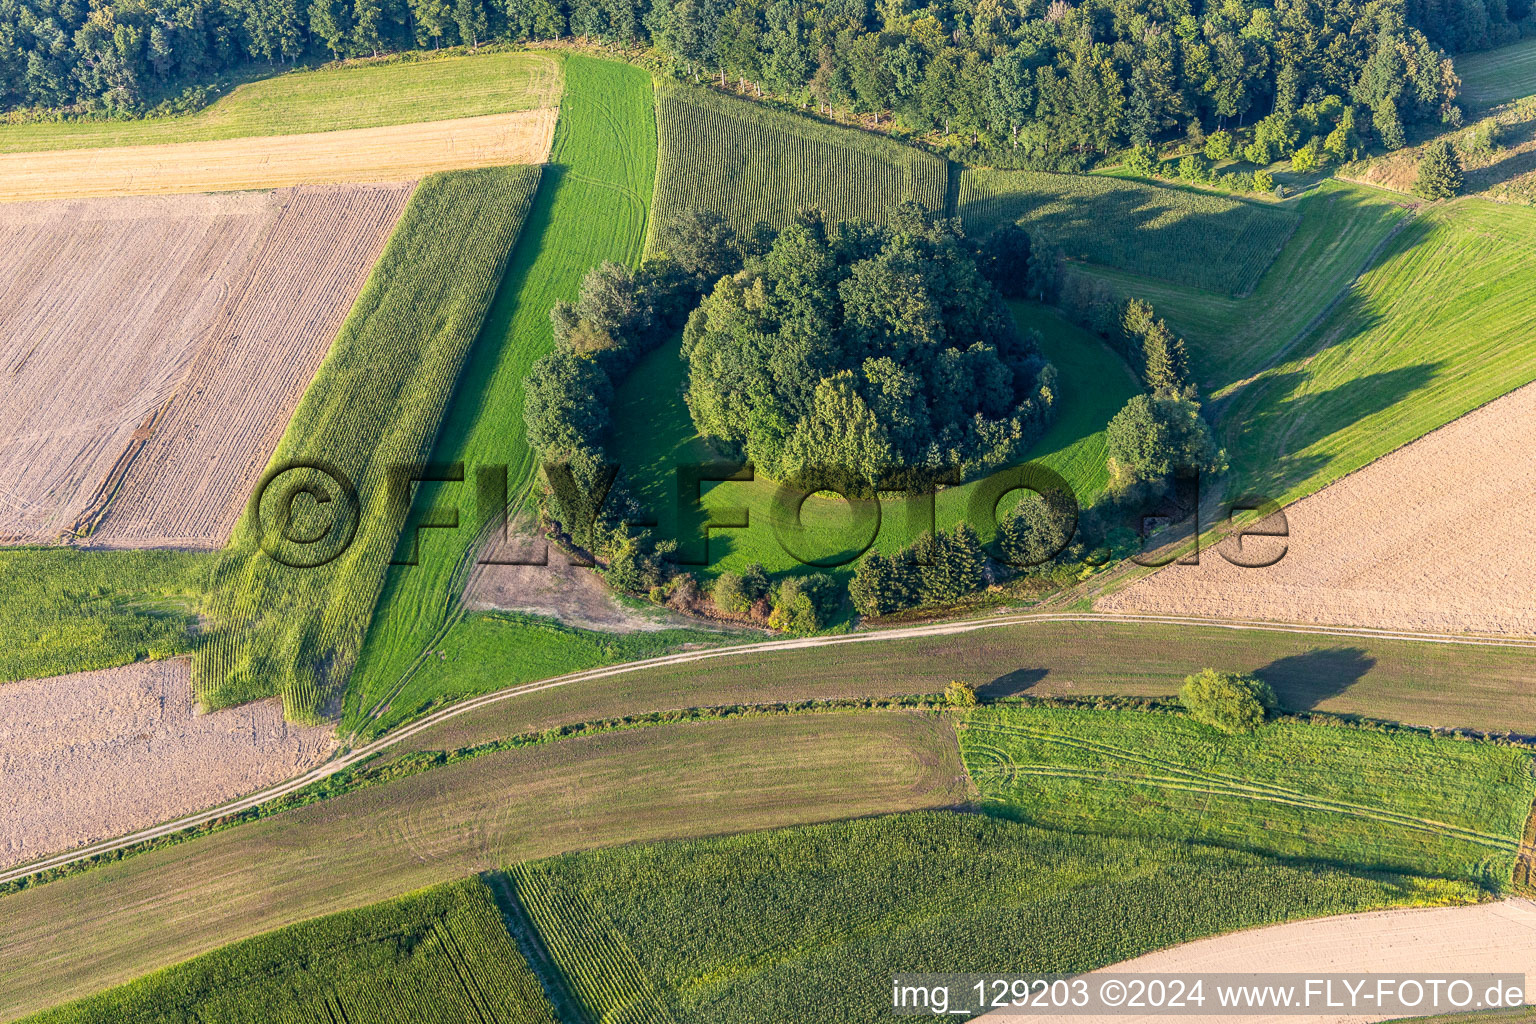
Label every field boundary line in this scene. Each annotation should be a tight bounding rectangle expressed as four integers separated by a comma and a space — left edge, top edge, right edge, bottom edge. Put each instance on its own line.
5, 609, 1536, 888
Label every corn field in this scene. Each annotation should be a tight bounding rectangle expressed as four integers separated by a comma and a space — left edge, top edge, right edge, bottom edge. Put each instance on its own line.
652, 83, 949, 233
193, 165, 542, 722
959, 168, 1301, 297
23, 879, 557, 1023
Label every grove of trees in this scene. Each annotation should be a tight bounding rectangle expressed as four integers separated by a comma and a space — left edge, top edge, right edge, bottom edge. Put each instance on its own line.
682, 203, 1057, 491
3, 0, 1526, 164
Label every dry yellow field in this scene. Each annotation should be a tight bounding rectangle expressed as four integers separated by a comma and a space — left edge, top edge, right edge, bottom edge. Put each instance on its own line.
0, 109, 556, 202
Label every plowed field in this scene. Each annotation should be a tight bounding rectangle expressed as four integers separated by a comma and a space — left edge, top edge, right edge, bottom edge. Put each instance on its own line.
0, 185, 410, 546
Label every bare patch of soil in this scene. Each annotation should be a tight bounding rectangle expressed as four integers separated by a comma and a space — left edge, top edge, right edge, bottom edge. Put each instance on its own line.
1101, 380, 1536, 636
0, 659, 335, 871
0, 185, 409, 547
993, 899, 1536, 1023
464, 555, 702, 633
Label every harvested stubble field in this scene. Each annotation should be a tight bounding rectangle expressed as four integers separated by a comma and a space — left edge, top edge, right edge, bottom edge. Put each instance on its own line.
0, 110, 555, 202
392, 617, 1536, 759
0, 659, 334, 872
0, 712, 965, 1021
651, 81, 949, 232
21, 878, 559, 1024
1001, 900, 1536, 1024
1102, 378, 1536, 637
957, 167, 1300, 296
0, 185, 409, 547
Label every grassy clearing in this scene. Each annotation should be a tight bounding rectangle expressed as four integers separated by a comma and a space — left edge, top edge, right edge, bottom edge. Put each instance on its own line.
958, 167, 1301, 296
508, 810, 1474, 1024
195, 165, 541, 722
651, 82, 948, 231
962, 705, 1535, 888
0, 713, 963, 1020
341, 56, 657, 736
1079, 180, 1414, 391
394, 618, 1536, 757
607, 303, 1136, 581
0, 51, 562, 153
21, 877, 556, 1024
0, 549, 211, 683
1458, 37, 1536, 109
1219, 198, 1536, 507
370, 611, 734, 734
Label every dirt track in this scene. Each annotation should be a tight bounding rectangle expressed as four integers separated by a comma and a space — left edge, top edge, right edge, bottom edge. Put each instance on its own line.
992, 900, 1536, 1023
0, 109, 556, 201
0, 185, 409, 546
1101, 380, 1536, 636
0, 659, 334, 871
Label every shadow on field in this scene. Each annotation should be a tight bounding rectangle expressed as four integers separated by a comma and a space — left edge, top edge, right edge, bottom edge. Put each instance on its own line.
978, 668, 1050, 698
1255, 646, 1376, 711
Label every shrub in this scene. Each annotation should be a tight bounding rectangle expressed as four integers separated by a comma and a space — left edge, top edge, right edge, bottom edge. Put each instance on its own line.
944, 680, 979, 708
1290, 137, 1325, 173
1177, 154, 1208, 182
711, 562, 770, 615
1414, 140, 1464, 200
1252, 169, 1275, 193
768, 573, 841, 634
1203, 130, 1234, 162
1124, 143, 1158, 177
1179, 669, 1277, 734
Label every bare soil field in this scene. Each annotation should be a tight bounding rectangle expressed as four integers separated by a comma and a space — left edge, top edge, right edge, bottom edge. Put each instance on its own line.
1100, 380, 1536, 636
0, 185, 410, 546
0, 109, 556, 202
0, 659, 335, 872
994, 899, 1536, 1023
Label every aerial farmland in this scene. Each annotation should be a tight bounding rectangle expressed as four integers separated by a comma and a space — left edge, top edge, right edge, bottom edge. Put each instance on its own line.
3, 6, 1536, 1023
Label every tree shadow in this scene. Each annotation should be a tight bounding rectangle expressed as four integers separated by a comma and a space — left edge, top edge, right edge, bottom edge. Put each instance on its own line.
957, 173, 1300, 297
978, 667, 1050, 699
1255, 646, 1376, 711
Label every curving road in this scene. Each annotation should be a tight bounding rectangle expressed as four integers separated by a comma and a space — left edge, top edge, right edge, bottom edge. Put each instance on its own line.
6, 610, 1536, 888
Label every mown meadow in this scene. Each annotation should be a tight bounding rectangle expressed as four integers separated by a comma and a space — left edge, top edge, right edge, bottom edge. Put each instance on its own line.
0, 50, 562, 153
962, 704, 1535, 888
958, 167, 1300, 296
340, 56, 658, 736
608, 303, 1138, 581
18, 878, 558, 1024
1456, 35, 1536, 109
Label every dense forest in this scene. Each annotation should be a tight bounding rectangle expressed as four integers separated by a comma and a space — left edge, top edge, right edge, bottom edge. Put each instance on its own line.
3, 0, 1529, 160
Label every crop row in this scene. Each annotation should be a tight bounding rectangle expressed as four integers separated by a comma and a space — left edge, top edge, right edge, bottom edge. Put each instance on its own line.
193, 165, 543, 722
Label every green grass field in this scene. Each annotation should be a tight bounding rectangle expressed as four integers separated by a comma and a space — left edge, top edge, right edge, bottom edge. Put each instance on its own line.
651, 82, 949, 232
608, 303, 1137, 580
195, 165, 542, 722
958, 167, 1301, 296
0, 713, 963, 1021
1219, 197, 1536, 507
1457, 36, 1536, 109
1080, 180, 1414, 390
20, 878, 556, 1024
368, 611, 734, 734
962, 705, 1534, 888
340, 56, 658, 736
0, 51, 561, 153
394, 617, 1536, 757
509, 810, 1474, 1023
0, 548, 211, 683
